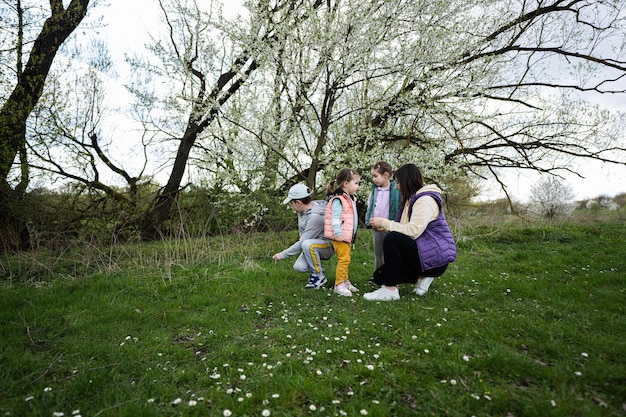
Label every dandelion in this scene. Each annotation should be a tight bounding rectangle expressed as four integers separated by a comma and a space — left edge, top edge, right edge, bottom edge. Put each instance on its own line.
171, 398, 182, 405
240, 374, 247, 380
309, 404, 317, 411
223, 410, 232, 416
316, 369, 323, 375
581, 352, 589, 357
25, 396, 34, 402
450, 379, 457, 385
189, 400, 197, 406
462, 355, 470, 361
147, 398, 155, 403
574, 371, 582, 376
44, 387, 52, 392
262, 410, 271, 416
424, 349, 430, 354
53, 413, 64, 417
272, 394, 280, 398
72, 410, 81, 416
550, 400, 556, 407
366, 364, 374, 370
360, 410, 368, 415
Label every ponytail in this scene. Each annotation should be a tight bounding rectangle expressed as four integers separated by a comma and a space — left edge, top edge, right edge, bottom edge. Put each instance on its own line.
325, 179, 337, 194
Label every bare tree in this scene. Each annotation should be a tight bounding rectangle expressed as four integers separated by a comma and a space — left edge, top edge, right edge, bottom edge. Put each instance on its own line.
26, 37, 149, 207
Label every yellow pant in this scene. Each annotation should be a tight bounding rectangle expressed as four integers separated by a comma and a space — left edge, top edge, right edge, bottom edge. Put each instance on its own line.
331, 241, 351, 286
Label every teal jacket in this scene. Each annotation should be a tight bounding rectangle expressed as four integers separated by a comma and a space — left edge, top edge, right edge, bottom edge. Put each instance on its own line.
364, 181, 400, 227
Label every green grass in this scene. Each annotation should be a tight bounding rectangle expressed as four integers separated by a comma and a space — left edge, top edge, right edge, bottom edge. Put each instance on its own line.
1, 216, 625, 416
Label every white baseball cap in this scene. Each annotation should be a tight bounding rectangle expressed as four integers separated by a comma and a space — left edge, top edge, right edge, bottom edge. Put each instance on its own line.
282, 183, 311, 204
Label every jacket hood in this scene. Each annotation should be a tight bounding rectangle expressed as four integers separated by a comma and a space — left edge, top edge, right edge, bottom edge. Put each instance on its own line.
309, 200, 327, 216
418, 184, 442, 194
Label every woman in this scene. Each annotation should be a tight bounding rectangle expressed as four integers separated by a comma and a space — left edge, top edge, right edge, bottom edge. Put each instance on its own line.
364, 164, 456, 301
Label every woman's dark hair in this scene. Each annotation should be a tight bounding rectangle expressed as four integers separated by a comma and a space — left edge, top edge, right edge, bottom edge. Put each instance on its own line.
394, 164, 424, 207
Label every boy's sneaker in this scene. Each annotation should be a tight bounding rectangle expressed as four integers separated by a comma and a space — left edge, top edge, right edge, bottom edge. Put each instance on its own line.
333, 282, 353, 297
363, 286, 400, 301
346, 281, 359, 292
305, 274, 327, 289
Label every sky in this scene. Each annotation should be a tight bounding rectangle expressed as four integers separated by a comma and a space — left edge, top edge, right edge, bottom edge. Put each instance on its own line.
90, 0, 625, 202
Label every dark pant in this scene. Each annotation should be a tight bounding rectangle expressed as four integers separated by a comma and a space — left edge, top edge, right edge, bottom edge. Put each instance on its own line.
373, 231, 448, 286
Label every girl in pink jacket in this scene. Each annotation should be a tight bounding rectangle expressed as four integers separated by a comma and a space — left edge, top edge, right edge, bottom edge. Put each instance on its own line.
324, 168, 361, 297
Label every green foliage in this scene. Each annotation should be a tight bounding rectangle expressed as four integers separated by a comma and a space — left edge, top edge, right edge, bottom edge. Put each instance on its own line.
1, 214, 625, 417
173, 186, 296, 236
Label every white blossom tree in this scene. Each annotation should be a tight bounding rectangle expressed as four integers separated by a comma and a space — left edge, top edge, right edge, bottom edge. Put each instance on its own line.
529, 176, 576, 219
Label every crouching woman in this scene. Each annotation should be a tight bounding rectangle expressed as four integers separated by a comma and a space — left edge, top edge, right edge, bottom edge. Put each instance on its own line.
364, 163, 456, 301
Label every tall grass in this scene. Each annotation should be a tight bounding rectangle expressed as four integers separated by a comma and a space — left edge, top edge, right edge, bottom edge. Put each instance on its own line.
1, 210, 625, 416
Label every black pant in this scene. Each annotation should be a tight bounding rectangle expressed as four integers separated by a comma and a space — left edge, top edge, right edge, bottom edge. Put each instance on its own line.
373, 231, 448, 286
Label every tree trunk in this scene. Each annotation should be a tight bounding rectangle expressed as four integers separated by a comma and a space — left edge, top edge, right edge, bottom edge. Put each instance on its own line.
0, 0, 91, 251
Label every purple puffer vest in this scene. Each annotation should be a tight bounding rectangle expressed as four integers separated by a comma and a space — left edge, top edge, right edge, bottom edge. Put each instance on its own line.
395, 191, 457, 270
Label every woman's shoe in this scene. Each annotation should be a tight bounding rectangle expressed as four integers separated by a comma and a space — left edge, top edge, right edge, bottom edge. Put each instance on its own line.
363, 286, 400, 301
414, 277, 434, 296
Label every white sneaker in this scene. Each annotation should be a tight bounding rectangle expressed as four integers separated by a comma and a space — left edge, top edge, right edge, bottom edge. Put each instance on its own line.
414, 277, 434, 296
334, 282, 353, 297
346, 281, 359, 292
363, 286, 400, 301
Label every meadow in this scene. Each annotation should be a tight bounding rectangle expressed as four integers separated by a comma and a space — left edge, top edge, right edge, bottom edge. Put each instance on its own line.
1, 209, 625, 417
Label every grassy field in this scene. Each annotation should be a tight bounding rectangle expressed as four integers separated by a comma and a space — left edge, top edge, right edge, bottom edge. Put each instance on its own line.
1, 212, 625, 417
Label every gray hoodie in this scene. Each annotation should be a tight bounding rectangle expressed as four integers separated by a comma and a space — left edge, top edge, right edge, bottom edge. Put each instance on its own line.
279, 200, 328, 258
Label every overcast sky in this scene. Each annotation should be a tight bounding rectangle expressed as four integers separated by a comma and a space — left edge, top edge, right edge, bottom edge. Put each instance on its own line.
92, 0, 625, 201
